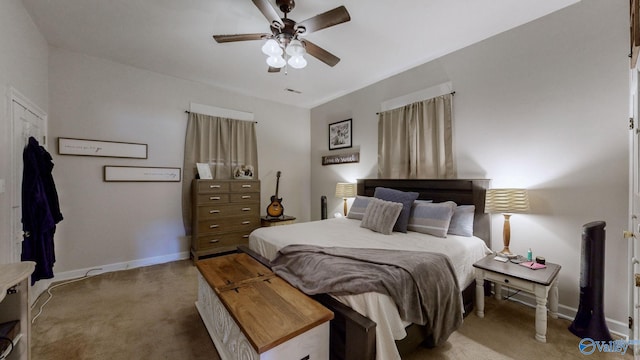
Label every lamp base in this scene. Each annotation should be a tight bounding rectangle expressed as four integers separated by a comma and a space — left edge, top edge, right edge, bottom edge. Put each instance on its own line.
498, 247, 518, 259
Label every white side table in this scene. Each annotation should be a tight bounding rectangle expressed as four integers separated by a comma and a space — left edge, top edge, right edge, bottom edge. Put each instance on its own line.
0, 261, 36, 360
473, 255, 561, 342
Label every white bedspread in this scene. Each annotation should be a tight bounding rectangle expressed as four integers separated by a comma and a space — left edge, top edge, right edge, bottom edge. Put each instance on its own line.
249, 217, 491, 360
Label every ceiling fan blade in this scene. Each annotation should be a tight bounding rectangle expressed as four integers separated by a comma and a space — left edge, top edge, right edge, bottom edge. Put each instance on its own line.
252, 0, 284, 29
268, 66, 281, 73
213, 33, 270, 43
302, 40, 340, 67
296, 6, 350, 34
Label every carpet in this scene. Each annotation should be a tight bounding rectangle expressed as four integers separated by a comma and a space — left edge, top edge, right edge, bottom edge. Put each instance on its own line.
31, 260, 632, 360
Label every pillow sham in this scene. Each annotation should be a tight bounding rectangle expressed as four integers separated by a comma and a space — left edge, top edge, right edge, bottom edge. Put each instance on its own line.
407, 201, 456, 237
448, 205, 475, 237
360, 197, 403, 235
373, 187, 419, 233
347, 196, 371, 220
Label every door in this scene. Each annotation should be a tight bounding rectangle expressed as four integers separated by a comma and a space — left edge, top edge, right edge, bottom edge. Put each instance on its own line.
9, 88, 47, 264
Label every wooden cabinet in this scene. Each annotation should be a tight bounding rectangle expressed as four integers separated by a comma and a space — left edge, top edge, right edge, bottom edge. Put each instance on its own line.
191, 179, 260, 261
0, 262, 35, 360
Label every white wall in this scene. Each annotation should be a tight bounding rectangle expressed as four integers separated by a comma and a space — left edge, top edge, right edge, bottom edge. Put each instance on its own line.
0, 0, 49, 264
310, 0, 629, 333
48, 47, 310, 273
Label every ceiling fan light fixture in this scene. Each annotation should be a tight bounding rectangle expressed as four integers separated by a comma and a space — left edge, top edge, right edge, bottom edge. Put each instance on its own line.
266, 55, 286, 68
288, 54, 307, 69
261, 38, 283, 56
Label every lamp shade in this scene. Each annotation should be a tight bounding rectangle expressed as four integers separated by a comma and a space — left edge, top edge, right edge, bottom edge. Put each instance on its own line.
335, 183, 357, 198
485, 188, 530, 214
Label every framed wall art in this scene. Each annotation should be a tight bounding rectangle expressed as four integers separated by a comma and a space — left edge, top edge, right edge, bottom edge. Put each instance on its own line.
328, 119, 352, 150
58, 137, 148, 159
104, 166, 181, 182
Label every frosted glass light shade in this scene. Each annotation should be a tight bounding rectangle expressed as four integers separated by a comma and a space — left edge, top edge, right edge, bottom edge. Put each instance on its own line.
266, 55, 286, 68
285, 39, 305, 56
288, 55, 307, 69
261, 39, 282, 56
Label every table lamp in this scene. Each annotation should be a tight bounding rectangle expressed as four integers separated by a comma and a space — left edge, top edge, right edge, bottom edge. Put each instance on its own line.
335, 183, 357, 216
485, 188, 530, 256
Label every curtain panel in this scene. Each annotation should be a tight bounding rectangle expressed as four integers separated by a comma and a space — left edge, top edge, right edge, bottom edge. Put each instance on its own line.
181, 112, 258, 234
377, 93, 455, 179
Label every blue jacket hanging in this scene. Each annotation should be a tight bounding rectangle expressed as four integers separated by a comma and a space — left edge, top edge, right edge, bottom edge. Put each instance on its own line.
21, 136, 63, 284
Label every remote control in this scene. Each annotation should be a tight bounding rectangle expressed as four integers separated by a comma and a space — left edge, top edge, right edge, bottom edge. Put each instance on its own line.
493, 256, 508, 262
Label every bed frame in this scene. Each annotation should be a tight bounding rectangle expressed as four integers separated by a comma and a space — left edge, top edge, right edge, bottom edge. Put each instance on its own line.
242, 178, 491, 360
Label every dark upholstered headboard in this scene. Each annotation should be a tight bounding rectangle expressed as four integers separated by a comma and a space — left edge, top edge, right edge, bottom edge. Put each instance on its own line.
356, 179, 491, 246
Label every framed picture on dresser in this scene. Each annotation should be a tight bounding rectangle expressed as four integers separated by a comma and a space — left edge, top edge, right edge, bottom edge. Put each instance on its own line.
329, 119, 352, 150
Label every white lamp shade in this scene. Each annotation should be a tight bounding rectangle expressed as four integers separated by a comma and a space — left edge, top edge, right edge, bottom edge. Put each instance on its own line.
335, 183, 357, 198
266, 55, 286, 68
484, 188, 530, 214
261, 39, 282, 56
288, 55, 307, 69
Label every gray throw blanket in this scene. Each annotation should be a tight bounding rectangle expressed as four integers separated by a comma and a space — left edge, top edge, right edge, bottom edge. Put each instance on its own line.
271, 245, 463, 346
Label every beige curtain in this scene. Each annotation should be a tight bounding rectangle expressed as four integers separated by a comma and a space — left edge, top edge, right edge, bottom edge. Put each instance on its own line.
181, 112, 258, 234
378, 93, 455, 178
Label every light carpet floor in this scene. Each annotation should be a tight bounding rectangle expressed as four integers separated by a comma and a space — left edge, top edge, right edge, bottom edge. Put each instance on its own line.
31, 260, 633, 360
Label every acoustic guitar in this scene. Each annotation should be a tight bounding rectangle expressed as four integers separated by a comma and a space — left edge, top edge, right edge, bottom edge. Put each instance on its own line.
266, 171, 284, 218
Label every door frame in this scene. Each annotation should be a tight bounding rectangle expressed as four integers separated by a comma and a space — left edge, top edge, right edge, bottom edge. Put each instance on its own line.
9, 87, 47, 263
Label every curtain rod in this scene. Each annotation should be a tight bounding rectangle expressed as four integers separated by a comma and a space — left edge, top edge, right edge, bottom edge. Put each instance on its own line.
375, 91, 456, 115
185, 110, 257, 123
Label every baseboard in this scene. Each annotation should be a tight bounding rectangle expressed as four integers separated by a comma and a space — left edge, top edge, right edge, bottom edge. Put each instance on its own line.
498, 288, 629, 339
30, 251, 190, 305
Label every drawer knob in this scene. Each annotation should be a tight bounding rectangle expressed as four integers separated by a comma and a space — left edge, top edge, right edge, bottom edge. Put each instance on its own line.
504, 279, 509, 284
209, 210, 220, 214
209, 239, 220, 243
242, 184, 251, 188
242, 221, 251, 225
209, 196, 221, 200
209, 224, 219, 229
209, 185, 221, 188
242, 235, 250, 238
241, 207, 251, 211
241, 195, 251, 199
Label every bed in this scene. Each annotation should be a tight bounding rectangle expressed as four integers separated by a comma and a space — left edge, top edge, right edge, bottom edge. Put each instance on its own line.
246, 178, 492, 360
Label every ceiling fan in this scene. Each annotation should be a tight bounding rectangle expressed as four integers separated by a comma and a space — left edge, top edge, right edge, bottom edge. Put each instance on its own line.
213, 0, 351, 72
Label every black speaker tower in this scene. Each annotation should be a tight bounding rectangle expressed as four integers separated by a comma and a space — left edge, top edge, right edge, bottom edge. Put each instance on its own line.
568, 221, 612, 341
321, 195, 327, 220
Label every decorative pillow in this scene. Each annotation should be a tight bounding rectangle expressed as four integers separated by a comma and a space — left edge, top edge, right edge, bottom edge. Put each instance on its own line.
347, 196, 371, 220
407, 201, 456, 237
360, 198, 403, 235
448, 205, 475, 237
373, 187, 419, 233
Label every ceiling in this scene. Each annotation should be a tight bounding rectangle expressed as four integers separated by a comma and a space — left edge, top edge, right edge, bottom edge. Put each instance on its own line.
22, 0, 579, 108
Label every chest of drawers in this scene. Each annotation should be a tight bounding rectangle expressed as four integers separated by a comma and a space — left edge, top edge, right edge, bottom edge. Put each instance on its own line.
191, 179, 260, 261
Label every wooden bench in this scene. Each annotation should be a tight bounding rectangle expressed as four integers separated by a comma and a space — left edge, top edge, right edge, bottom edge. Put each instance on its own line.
195, 253, 334, 360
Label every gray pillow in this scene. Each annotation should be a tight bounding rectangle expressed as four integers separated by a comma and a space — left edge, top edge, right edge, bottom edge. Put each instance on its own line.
347, 196, 371, 220
407, 201, 456, 237
448, 205, 475, 237
373, 187, 419, 233
360, 198, 403, 235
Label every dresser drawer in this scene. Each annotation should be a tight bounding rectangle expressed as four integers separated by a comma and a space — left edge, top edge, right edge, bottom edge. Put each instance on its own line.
230, 181, 260, 193
196, 217, 260, 235
195, 193, 230, 204
196, 181, 231, 193
196, 204, 260, 220
483, 271, 535, 292
195, 231, 253, 250
230, 192, 260, 203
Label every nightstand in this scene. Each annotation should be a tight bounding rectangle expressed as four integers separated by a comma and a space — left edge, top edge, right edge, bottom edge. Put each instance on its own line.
261, 215, 296, 227
473, 255, 561, 342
